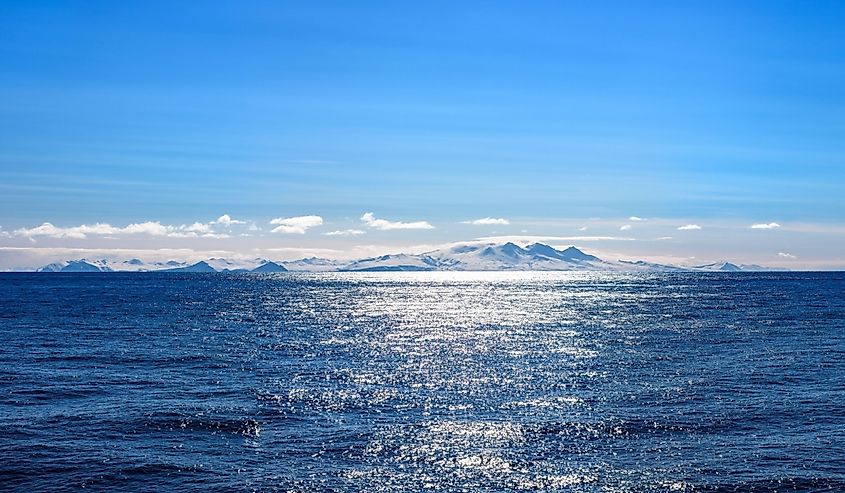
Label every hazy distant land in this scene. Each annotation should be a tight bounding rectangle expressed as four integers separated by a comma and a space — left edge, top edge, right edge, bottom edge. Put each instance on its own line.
33, 242, 784, 273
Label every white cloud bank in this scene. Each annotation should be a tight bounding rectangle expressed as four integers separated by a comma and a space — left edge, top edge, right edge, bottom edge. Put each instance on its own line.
751, 222, 781, 229
620, 224, 632, 231
214, 214, 246, 227
16, 221, 172, 239
677, 224, 702, 231
10, 214, 258, 240
629, 216, 645, 221
270, 215, 324, 234
182, 222, 212, 234
464, 217, 510, 226
360, 212, 434, 230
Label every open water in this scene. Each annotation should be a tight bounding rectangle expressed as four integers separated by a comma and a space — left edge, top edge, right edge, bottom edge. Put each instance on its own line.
0, 272, 843, 492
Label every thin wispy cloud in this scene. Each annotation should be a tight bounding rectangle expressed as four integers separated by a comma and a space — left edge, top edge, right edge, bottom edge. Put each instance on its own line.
620, 224, 632, 231
360, 212, 434, 230
476, 235, 634, 243
778, 252, 797, 259
463, 217, 510, 225
629, 216, 645, 221
751, 222, 780, 229
677, 224, 702, 231
270, 215, 324, 234
324, 229, 365, 236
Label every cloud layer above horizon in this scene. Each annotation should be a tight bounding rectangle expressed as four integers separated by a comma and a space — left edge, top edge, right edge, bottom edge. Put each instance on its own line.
2, 213, 844, 270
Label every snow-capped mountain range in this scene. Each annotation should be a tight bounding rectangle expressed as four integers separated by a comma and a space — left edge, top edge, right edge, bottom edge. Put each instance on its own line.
33, 242, 784, 273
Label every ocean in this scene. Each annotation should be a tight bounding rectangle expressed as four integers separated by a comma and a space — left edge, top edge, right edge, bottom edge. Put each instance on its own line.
1, 272, 843, 492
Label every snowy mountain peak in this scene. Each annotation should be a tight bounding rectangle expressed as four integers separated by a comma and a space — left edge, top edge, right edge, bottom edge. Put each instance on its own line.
525, 244, 599, 262
282, 257, 342, 272
32, 242, 785, 273
341, 253, 439, 272
36, 259, 113, 273
162, 260, 216, 273
560, 246, 599, 261
499, 242, 526, 256
415, 242, 611, 271
252, 261, 288, 273
693, 261, 744, 272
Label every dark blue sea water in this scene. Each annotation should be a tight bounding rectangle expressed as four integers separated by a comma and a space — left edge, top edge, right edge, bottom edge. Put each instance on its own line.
1, 272, 844, 492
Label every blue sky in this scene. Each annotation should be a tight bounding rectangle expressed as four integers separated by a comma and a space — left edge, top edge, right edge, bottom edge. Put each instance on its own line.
1, 1, 844, 269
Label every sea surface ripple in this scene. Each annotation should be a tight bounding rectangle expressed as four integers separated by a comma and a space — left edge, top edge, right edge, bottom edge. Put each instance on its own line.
1, 272, 844, 492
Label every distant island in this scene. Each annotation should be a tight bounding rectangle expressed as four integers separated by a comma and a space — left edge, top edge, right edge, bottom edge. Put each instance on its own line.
33, 242, 785, 273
